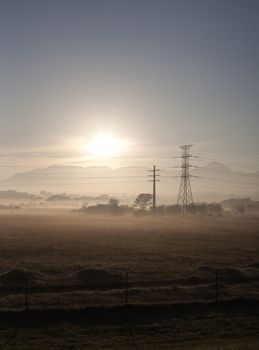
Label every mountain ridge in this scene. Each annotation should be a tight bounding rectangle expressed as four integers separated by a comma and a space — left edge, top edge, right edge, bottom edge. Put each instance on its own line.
1, 162, 259, 202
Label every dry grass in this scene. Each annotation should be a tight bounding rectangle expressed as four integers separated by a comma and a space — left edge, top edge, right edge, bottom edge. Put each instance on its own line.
0, 212, 258, 308
0, 211, 258, 348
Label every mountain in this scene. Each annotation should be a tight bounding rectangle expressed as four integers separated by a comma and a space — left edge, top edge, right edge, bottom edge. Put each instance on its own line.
2, 165, 148, 200
192, 162, 259, 202
204, 161, 232, 172
2, 163, 259, 203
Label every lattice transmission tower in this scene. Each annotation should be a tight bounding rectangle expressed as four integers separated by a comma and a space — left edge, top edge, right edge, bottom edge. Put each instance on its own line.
177, 145, 194, 214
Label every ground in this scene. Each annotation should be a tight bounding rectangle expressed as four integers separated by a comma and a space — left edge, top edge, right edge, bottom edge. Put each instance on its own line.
0, 211, 258, 348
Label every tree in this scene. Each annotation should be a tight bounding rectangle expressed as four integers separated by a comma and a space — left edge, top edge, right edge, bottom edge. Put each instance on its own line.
235, 204, 245, 214
166, 204, 181, 215
108, 198, 119, 207
134, 193, 153, 210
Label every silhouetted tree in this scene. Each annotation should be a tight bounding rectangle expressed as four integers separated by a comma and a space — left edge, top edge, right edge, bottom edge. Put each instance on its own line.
108, 198, 119, 207
134, 193, 153, 210
208, 203, 222, 216
235, 204, 245, 214
166, 204, 181, 215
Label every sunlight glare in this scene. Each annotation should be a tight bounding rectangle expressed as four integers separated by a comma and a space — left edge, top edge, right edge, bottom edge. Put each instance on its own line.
86, 134, 126, 157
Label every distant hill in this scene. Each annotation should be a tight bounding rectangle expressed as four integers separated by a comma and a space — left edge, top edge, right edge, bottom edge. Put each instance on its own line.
1, 163, 259, 202
204, 161, 232, 172
192, 162, 259, 201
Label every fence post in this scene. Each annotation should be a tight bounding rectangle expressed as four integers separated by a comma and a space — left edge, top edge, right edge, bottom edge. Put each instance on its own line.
215, 269, 218, 303
125, 272, 128, 307
25, 273, 29, 313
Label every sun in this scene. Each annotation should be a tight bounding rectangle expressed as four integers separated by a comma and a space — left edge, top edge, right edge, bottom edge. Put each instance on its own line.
86, 134, 125, 157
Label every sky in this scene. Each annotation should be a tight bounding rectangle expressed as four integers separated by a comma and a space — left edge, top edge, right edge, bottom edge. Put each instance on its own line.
0, 0, 258, 172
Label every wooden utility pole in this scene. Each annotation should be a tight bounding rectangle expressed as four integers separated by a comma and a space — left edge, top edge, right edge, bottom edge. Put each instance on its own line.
148, 165, 160, 214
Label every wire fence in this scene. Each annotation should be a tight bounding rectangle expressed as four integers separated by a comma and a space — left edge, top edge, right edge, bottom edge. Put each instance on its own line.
0, 268, 257, 312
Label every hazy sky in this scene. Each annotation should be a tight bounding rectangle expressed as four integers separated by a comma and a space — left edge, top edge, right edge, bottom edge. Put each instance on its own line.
0, 0, 258, 170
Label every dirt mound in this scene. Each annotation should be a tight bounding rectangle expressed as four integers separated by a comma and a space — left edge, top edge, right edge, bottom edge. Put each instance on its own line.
174, 275, 210, 286
197, 265, 215, 274
218, 267, 250, 284
0, 269, 42, 287
247, 262, 259, 269
197, 265, 257, 284
71, 268, 123, 285
184, 275, 209, 285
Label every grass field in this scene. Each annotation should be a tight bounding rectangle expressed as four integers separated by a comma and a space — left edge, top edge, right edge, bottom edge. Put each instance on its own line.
0, 300, 259, 350
0, 211, 258, 348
